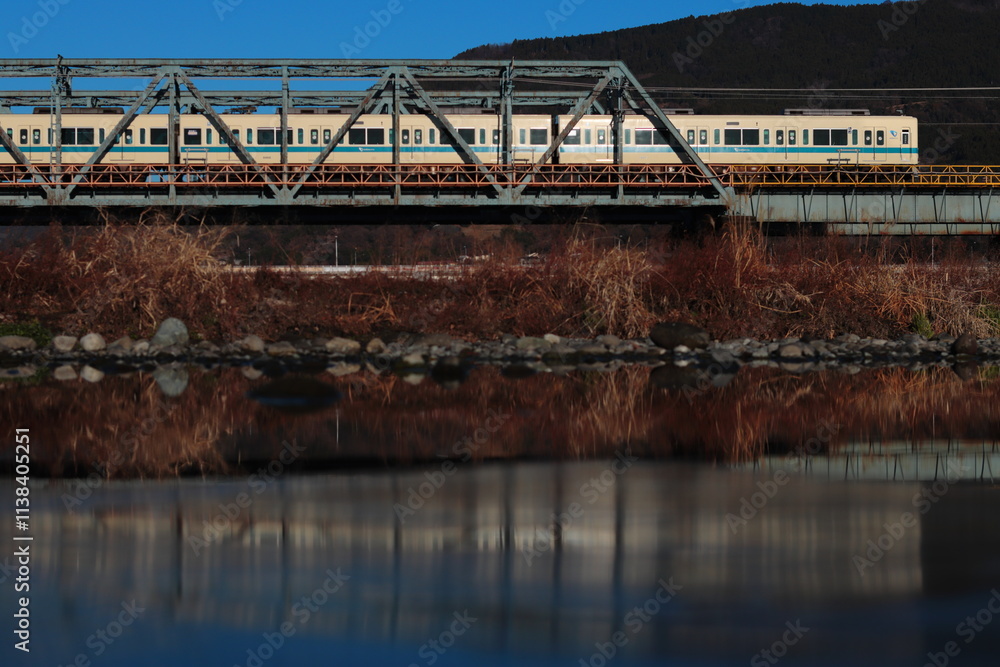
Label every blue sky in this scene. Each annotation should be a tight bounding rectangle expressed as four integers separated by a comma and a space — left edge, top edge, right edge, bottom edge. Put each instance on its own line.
4, 0, 874, 60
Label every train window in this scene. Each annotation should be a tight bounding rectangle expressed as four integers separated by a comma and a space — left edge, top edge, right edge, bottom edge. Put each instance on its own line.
789, 130, 797, 146
876, 131, 885, 146
564, 129, 581, 145
60, 129, 76, 145
310, 129, 318, 145
207, 129, 213, 145
19, 129, 28, 144
902, 130, 910, 145
687, 130, 696, 144
744, 129, 760, 146
99, 129, 105, 143
429, 129, 436, 144
700, 129, 708, 145
184, 128, 202, 145
246, 128, 254, 144
636, 129, 652, 145
802, 130, 809, 145
585, 129, 592, 144
124, 129, 134, 145
763, 129, 770, 145
530, 129, 547, 145
140, 129, 146, 144
32, 129, 41, 145
519, 129, 525, 144
864, 130, 872, 146
79, 128, 95, 145
348, 128, 365, 145
150, 128, 167, 145
402, 129, 410, 145
297, 129, 303, 145
415, 129, 423, 145
369, 128, 385, 145
625, 129, 631, 144
852, 130, 858, 145
655, 130, 669, 145
776, 130, 784, 146
597, 129, 607, 145
833, 130, 848, 145
479, 128, 486, 145
492, 129, 499, 145
458, 128, 475, 145
724, 129, 740, 145
258, 128, 279, 145
714, 129, 720, 145
5, 128, 11, 139
323, 129, 331, 143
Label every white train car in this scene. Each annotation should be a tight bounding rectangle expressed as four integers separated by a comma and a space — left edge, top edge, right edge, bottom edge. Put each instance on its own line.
558, 112, 919, 165
1, 109, 917, 167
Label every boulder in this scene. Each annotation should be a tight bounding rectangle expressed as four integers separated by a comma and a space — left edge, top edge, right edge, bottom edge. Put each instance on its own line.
52, 335, 78, 353
0, 335, 37, 351
151, 318, 189, 347
237, 335, 266, 353
326, 337, 362, 355
649, 322, 710, 350
79, 333, 106, 352
952, 333, 979, 356
365, 338, 387, 354
266, 341, 298, 357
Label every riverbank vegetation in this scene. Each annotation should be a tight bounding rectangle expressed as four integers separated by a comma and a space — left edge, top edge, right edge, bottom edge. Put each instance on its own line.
3, 215, 1000, 344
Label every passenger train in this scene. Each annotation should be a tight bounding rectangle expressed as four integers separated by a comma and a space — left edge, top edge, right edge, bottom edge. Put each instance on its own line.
0, 108, 919, 166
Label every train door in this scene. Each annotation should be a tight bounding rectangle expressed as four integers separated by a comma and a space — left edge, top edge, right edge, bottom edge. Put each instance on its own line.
18, 126, 41, 160
309, 126, 334, 163
873, 126, 887, 162
401, 124, 422, 163
696, 126, 710, 163
776, 127, 798, 163
595, 121, 612, 162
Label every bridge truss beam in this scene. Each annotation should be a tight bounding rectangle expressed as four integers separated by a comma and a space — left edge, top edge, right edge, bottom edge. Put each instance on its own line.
0, 58, 729, 208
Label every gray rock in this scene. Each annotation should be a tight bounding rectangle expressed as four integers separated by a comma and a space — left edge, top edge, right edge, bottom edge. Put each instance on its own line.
151, 318, 189, 347
132, 341, 150, 355
53, 365, 77, 381
238, 335, 266, 353
709, 348, 737, 366
953, 333, 979, 356
649, 322, 710, 350
326, 337, 362, 355
419, 333, 455, 347
778, 342, 816, 359
516, 336, 551, 352
79, 333, 106, 352
0, 335, 37, 351
2, 366, 36, 378
543, 333, 562, 344
153, 367, 189, 397
597, 334, 621, 347
52, 335, 78, 353
365, 338, 387, 354
266, 341, 298, 357
577, 344, 608, 355
80, 365, 104, 383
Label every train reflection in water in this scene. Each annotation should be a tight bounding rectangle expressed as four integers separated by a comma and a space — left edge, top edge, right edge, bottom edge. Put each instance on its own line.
10, 461, 1000, 666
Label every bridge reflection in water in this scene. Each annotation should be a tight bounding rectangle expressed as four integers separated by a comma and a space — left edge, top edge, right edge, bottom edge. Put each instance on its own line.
9, 462, 1000, 666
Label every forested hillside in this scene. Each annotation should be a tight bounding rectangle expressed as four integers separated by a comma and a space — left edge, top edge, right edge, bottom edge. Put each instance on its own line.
457, 1, 1000, 163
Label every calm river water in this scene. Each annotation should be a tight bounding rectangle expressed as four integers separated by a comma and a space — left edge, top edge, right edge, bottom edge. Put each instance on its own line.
1, 362, 999, 666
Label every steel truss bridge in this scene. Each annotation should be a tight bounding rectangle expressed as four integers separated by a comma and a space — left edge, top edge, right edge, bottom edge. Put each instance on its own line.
0, 58, 998, 233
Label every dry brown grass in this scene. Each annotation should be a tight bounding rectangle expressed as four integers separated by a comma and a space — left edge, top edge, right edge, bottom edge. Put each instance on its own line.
5, 214, 1000, 341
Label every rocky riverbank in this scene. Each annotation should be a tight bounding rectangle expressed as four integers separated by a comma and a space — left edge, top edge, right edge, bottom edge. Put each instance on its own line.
2, 318, 998, 395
